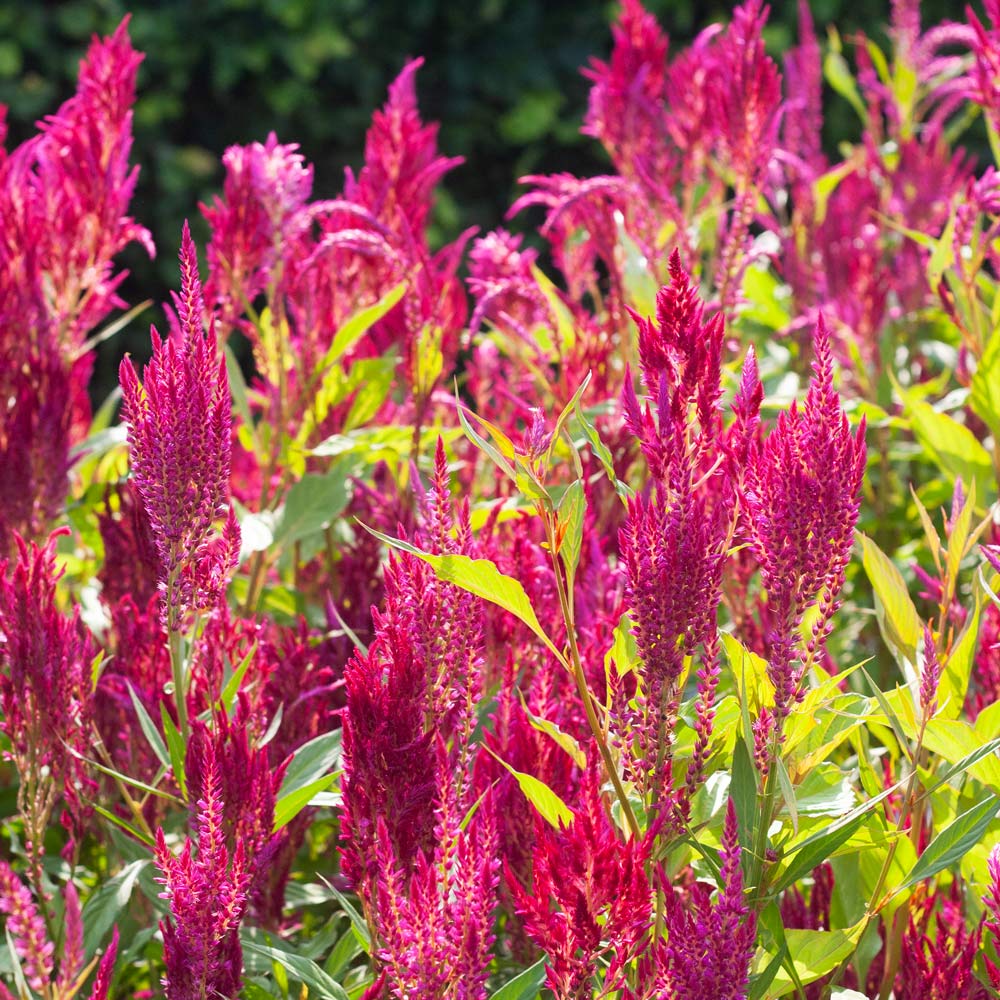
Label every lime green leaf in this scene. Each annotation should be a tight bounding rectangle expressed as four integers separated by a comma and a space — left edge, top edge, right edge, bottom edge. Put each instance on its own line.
519, 695, 586, 768
557, 480, 586, 579
364, 530, 563, 661
859, 532, 922, 665
824, 47, 866, 120
906, 401, 993, 504
326, 283, 405, 366
487, 749, 573, 830
488, 958, 547, 1000
761, 925, 863, 996
971, 326, 1000, 439
901, 796, 999, 889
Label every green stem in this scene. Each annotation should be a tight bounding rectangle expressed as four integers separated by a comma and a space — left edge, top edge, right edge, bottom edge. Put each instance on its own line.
169, 627, 188, 741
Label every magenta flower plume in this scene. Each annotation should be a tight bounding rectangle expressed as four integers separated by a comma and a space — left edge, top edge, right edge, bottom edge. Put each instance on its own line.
155, 731, 251, 1000
0, 531, 95, 835
657, 800, 756, 1000
119, 222, 239, 630
919, 625, 942, 718
0, 861, 54, 991
507, 770, 653, 999
742, 316, 866, 723
984, 842, 1000, 988
619, 254, 745, 816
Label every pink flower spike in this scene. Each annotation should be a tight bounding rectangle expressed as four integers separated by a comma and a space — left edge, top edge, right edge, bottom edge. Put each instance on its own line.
120, 222, 239, 631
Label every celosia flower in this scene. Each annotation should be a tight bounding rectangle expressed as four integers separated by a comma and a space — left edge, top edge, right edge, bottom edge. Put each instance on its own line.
507, 770, 653, 1000
155, 731, 251, 1000
0, 860, 54, 991
657, 800, 756, 1000
618, 254, 746, 816
895, 884, 986, 1000
373, 765, 499, 1000
119, 222, 240, 631
0, 531, 95, 838
919, 625, 942, 719
742, 316, 865, 723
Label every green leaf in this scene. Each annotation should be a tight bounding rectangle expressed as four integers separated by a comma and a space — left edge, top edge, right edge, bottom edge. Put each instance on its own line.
273, 773, 339, 832
859, 532, 922, 665
773, 811, 868, 894
971, 326, 1000, 439
824, 47, 867, 120
731, 738, 758, 870
940, 589, 982, 721
243, 940, 350, 1000
160, 703, 187, 801
901, 796, 999, 889
556, 480, 586, 580
219, 645, 257, 715
126, 683, 170, 772
488, 958, 547, 1000
277, 730, 342, 801
364, 530, 564, 662
762, 926, 862, 996
486, 748, 573, 830
273, 466, 351, 547
326, 283, 406, 366
906, 401, 994, 505
519, 695, 586, 768
82, 860, 149, 958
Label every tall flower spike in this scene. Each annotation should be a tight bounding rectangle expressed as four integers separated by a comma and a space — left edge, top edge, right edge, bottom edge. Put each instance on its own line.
155, 733, 251, 1000
119, 222, 240, 631
660, 799, 756, 1000
743, 316, 866, 724
0, 861, 54, 991
0, 531, 95, 849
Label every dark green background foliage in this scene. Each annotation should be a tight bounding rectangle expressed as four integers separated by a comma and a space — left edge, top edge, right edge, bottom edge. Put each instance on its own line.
0, 0, 964, 386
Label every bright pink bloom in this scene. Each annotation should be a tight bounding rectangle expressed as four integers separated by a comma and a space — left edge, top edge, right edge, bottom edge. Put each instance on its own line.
0, 532, 95, 823
0, 861, 54, 990
155, 731, 252, 1000
119, 222, 239, 630
742, 318, 866, 722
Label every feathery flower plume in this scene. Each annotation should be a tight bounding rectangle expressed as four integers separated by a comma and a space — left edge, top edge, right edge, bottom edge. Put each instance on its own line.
0, 19, 152, 551
658, 799, 756, 1000
742, 317, 865, 724
0, 531, 95, 858
507, 770, 653, 999
618, 253, 747, 819
155, 732, 251, 1000
119, 222, 239, 632
0, 861, 54, 991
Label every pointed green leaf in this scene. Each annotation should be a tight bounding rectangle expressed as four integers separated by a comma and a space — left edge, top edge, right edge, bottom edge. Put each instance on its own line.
488, 958, 547, 1000
859, 533, 922, 664
82, 861, 149, 957
901, 796, 999, 889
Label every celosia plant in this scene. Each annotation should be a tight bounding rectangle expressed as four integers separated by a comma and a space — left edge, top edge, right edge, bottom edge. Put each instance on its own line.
7, 4, 1000, 1000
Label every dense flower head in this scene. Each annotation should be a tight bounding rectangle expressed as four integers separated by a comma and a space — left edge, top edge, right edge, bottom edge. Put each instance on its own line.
0, 348, 78, 555
373, 774, 499, 1000
507, 770, 653, 1000
202, 132, 314, 328
629, 799, 756, 1000
582, 0, 671, 186
0, 17, 152, 369
119, 222, 240, 630
0, 531, 94, 807
155, 729, 252, 1000
618, 255, 746, 812
340, 617, 438, 893
742, 317, 866, 720
0, 860, 54, 991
